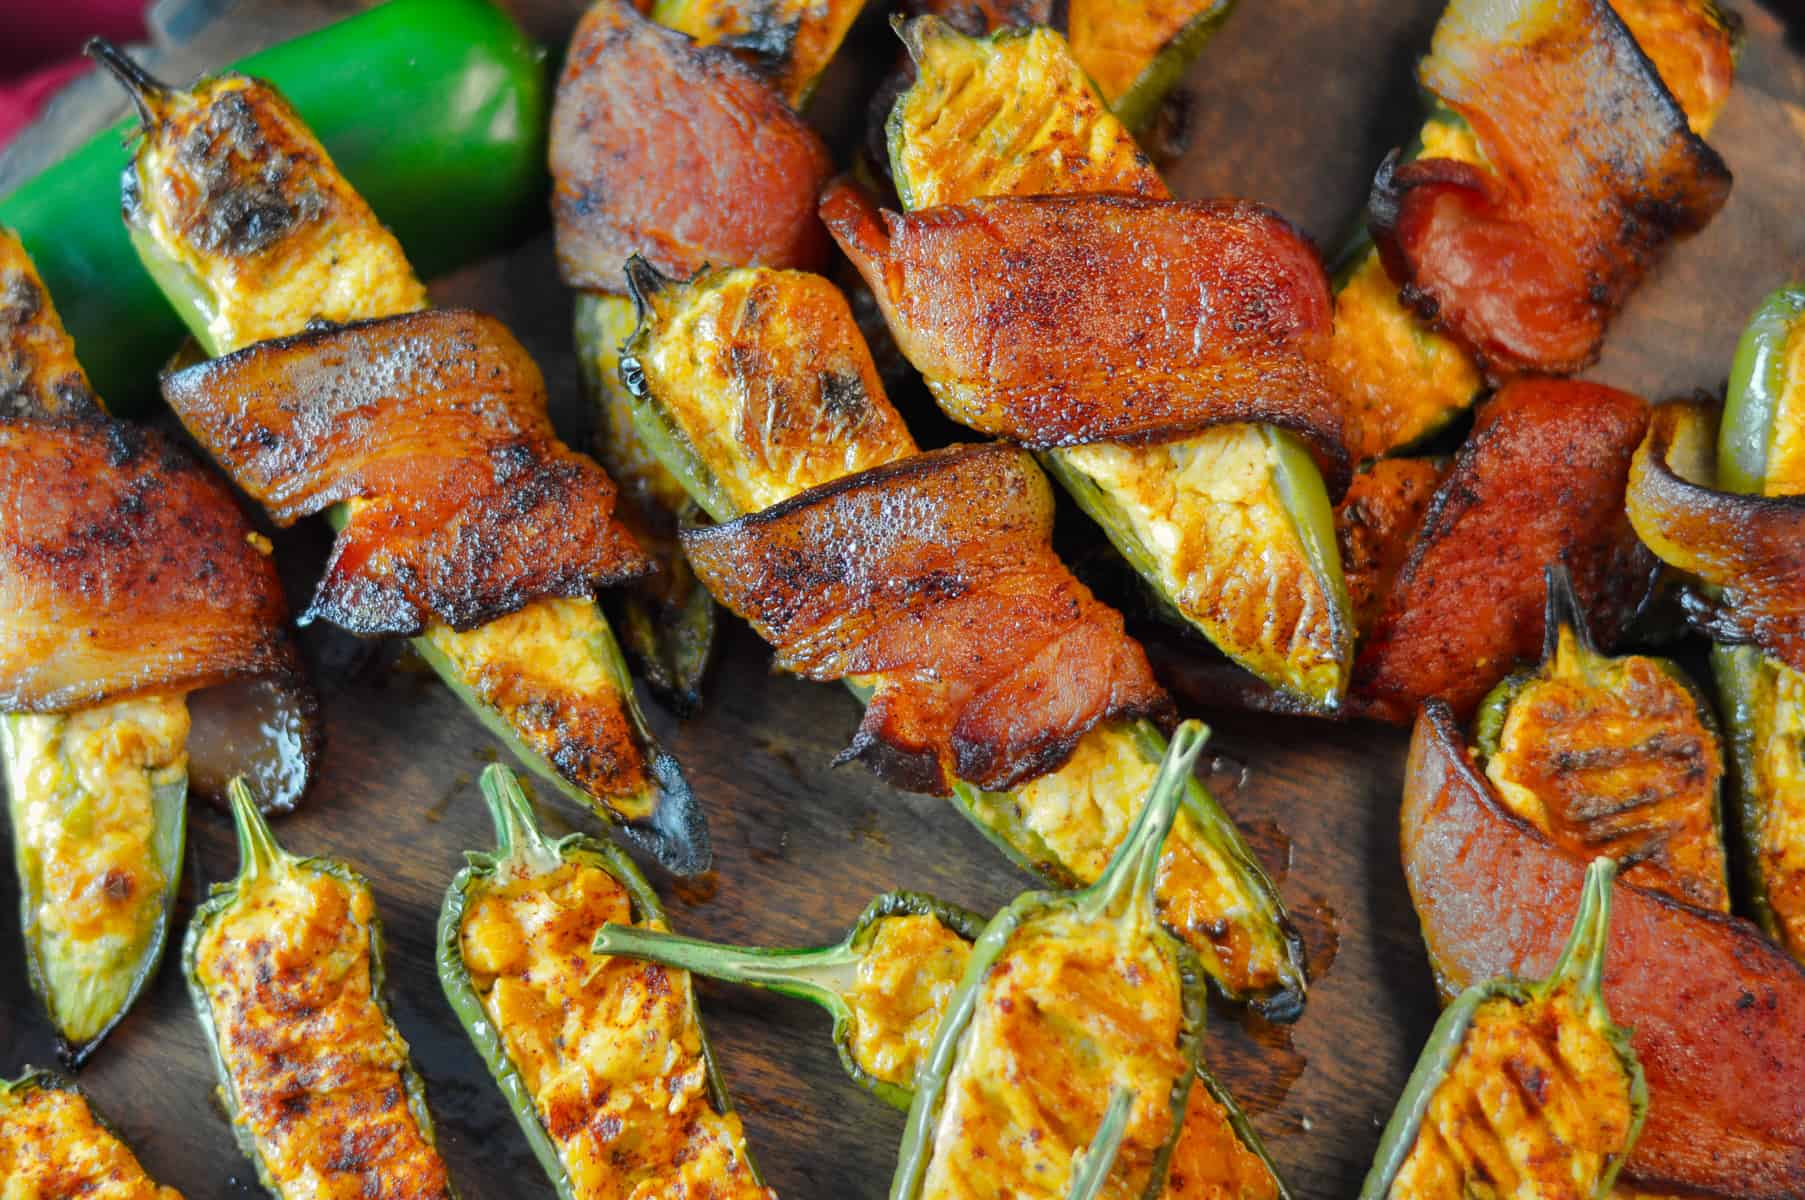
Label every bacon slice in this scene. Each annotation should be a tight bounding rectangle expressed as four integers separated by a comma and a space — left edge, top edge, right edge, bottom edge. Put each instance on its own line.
1627, 401, 1805, 671
0, 409, 296, 713
1402, 702, 1805, 1199
161, 310, 651, 638
681, 444, 1172, 794
822, 183, 1349, 491
1351, 379, 1656, 723
550, 0, 833, 292
1370, 0, 1731, 377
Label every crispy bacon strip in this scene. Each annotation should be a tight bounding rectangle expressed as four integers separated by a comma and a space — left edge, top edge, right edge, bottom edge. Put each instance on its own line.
1627, 401, 1805, 671
1351, 379, 1656, 723
681, 444, 1172, 794
161, 310, 651, 638
1370, 0, 1731, 377
550, 0, 833, 292
0, 410, 296, 713
822, 183, 1349, 491
1402, 702, 1805, 1199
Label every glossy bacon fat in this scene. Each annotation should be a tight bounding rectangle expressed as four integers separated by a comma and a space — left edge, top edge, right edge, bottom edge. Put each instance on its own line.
1402, 702, 1805, 1198
1628, 401, 1805, 671
161, 309, 651, 638
681, 443, 1172, 794
550, 0, 832, 292
0, 243, 295, 714
1370, 0, 1731, 377
822, 183, 1349, 491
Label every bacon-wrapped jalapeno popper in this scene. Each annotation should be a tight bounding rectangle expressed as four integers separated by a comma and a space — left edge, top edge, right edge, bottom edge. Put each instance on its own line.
1, 229, 315, 1064
91, 45, 709, 874
1, 1068, 183, 1197
186, 780, 454, 1199
1331, 0, 1737, 461
867, 19, 1352, 711
891, 722, 1217, 1200
439, 764, 772, 1200
621, 261, 1306, 1016
1402, 702, 1805, 1197
595, 892, 1289, 1199
1627, 287, 1805, 962
556, 0, 867, 713
1362, 857, 1646, 1200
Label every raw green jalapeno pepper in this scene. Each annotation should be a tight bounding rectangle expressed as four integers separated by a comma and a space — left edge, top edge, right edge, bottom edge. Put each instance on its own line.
439, 764, 770, 1200
0, 0, 547, 415
883, 16, 1353, 711
97, 46, 706, 874
0, 1068, 182, 1195
595, 890, 986, 1110
617, 260, 1307, 1017
891, 720, 1214, 1200
594, 886, 1289, 1199
1472, 566, 1729, 913
1360, 857, 1646, 1200
185, 780, 455, 1199
1709, 284, 1805, 960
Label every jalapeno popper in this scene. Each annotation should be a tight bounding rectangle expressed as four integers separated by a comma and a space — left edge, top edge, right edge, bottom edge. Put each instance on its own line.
554, 0, 862, 712
439, 764, 771, 1200
892, 721, 1215, 1200
621, 263, 1306, 1015
1, 229, 315, 1065
597, 892, 981, 1109
1331, 0, 1736, 461
92, 45, 709, 874
1474, 568, 1727, 913
1363, 857, 1646, 1200
878, 19, 1351, 711
594, 893, 1288, 1199
1402, 702, 1805, 1198
1627, 287, 1805, 961
185, 781, 453, 1199
1, 1068, 183, 1197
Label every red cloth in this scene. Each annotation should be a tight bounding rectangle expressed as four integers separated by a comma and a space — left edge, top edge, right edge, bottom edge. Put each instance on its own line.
0, 0, 148, 148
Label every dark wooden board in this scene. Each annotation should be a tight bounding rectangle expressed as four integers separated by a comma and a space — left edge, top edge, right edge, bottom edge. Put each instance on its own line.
4, 1, 1804, 1196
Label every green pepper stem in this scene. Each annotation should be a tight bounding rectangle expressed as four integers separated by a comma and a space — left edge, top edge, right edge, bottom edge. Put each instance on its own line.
1092, 720, 1210, 922
1543, 856, 1618, 1001
84, 39, 170, 128
1066, 1087, 1135, 1200
593, 924, 859, 1010
478, 763, 562, 876
226, 776, 287, 883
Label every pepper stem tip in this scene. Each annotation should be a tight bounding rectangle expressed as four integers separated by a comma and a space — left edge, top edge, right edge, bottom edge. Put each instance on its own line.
84, 38, 169, 127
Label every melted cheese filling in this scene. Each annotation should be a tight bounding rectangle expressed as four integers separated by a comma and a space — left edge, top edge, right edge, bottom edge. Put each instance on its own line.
1388, 987, 1635, 1199
4, 696, 186, 1040
1008, 726, 1282, 997
194, 864, 449, 1199
1057, 429, 1343, 702
919, 910, 1187, 1200
460, 857, 771, 1200
1486, 630, 1727, 912
425, 598, 651, 816
1749, 659, 1805, 959
0, 1083, 182, 1200
844, 915, 972, 1088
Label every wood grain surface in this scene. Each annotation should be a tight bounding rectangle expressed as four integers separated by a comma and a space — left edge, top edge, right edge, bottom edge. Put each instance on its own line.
4, 1, 1804, 1196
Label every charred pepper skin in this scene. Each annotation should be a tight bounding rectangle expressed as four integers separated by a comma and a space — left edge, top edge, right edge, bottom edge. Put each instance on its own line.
0, 0, 547, 414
